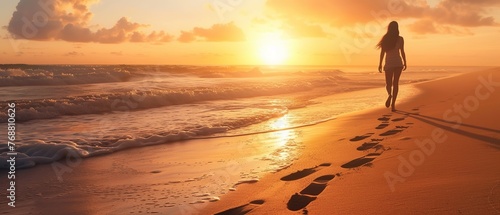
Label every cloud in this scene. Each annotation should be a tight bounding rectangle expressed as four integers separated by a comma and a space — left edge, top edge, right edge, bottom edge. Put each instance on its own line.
178, 31, 196, 43
185, 52, 233, 57
284, 19, 327, 38
130, 31, 174, 43
7, 0, 173, 43
93, 17, 149, 43
408, 19, 438, 34
428, 0, 497, 27
63, 51, 83, 56
264, 0, 499, 35
265, 0, 419, 26
444, 0, 500, 6
58, 23, 94, 42
406, 0, 498, 34
177, 22, 245, 43
8, 0, 92, 40
110, 51, 123, 56
409, 19, 473, 35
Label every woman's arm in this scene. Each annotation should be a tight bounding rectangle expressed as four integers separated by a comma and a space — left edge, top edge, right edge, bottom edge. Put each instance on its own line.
401, 37, 407, 71
378, 49, 385, 73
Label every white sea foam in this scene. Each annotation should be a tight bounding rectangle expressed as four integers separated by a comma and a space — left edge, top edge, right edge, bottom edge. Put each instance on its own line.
0, 74, 341, 122
0, 66, 131, 86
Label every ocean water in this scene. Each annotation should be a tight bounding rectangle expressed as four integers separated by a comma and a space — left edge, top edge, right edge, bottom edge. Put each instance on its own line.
0, 65, 482, 169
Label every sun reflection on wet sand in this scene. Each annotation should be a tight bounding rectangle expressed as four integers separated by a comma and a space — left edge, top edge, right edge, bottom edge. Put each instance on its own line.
270, 115, 293, 145
266, 115, 300, 165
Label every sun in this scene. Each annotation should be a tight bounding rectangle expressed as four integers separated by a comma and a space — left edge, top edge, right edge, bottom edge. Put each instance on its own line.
257, 32, 289, 65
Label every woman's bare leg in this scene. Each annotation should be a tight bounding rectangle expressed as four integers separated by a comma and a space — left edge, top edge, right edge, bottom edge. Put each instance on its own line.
384, 69, 394, 108
390, 67, 403, 110
384, 69, 394, 96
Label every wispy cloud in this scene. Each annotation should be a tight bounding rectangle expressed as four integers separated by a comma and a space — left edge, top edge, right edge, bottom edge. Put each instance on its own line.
177, 22, 246, 43
110, 51, 123, 56
63, 51, 84, 57
264, 0, 500, 35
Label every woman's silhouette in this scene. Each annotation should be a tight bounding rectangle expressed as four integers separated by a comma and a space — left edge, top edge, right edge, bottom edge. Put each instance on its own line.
377, 21, 407, 111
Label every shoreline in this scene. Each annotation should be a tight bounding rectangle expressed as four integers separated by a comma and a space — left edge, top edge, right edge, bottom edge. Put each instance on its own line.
0, 66, 482, 169
2, 67, 499, 214
1, 72, 418, 171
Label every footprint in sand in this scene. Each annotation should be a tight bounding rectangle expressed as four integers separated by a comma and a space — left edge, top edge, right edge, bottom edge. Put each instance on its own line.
356, 141, 380, 151
287, 175, 336, 211
349, 133, 374, 142
377, 116, 391, 122
215, 200, 265, 215
380, 126, 409, 136
391, 117, 406, 122
341, 153, 382, 168
376, 122, 389, 129
281, 163, 331, 181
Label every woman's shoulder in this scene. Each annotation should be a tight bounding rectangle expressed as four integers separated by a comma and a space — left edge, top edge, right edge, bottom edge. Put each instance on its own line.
398, 36, 404, 44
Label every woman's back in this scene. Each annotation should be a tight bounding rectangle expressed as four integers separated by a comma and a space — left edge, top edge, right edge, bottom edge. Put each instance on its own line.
384, 36, 403, 68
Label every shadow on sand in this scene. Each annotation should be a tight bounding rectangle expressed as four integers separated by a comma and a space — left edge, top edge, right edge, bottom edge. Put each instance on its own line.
395, 110, 500, 148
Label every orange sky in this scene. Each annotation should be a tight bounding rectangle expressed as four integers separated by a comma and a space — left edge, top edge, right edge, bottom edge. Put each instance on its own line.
1, 0, 499, 66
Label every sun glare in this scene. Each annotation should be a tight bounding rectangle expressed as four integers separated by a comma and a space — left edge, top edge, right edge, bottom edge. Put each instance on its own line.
257, 32, 289, 65
270, 115, 293, 147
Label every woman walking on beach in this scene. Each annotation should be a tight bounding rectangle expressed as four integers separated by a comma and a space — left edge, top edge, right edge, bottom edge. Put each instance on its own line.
377, 21, 407, 111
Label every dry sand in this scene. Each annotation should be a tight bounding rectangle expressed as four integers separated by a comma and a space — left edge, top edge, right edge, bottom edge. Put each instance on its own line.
2, 68, 499, 215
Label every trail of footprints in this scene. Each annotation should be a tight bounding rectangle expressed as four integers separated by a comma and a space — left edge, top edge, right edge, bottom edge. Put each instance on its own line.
215, 110, 418, 214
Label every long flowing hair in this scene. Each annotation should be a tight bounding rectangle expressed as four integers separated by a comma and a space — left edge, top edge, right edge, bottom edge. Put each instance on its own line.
377, 21, 399, 51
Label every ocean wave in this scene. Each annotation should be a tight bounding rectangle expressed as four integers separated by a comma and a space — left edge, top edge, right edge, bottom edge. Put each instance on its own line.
0, 65, 346, 87
0, 109, 288, 169
0, 65, 132, 86
0, 76, 341, 122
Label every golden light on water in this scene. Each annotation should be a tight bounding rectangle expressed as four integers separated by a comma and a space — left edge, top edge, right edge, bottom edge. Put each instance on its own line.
270, 115, 294, 148
272, 114, 290, 130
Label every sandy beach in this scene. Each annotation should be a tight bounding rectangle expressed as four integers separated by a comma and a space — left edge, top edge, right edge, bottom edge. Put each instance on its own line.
2, 68, 499, 215
203, 68, 500, 214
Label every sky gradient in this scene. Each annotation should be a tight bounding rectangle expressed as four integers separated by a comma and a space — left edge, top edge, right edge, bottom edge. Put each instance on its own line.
1, 0, 499, 66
